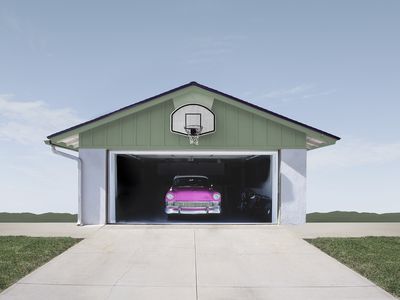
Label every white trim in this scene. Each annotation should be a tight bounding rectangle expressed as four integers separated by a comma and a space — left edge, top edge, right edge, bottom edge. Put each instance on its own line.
110, 150, 277, 156
58, 134, 79, 148
271, 152, 278, 224
108, 150, 279, 224
108, 153, 117, 224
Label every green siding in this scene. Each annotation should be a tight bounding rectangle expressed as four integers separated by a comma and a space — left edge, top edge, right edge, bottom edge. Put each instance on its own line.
106, 120, 121, 146
136, 112, 150, 146
92, 128, 105, 146
79, 99, 306, 150
237, 110, 252, 146
80, 130, 92, 146
268, 121, 282, 147
225, 105, 238, 146
121, 116, 135, 145
253, 115, 268, 146
164, 101, 179, 146
150, 106, 165, 145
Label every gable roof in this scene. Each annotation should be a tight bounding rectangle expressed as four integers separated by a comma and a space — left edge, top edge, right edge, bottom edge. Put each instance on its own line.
46, 81, 340, 149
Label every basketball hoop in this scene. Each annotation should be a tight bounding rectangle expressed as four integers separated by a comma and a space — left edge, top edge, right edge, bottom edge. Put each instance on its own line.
184, 125, 203, 145
170, 104, 215, 145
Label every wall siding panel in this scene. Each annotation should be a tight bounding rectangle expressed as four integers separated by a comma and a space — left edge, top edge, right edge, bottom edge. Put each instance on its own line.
150, 106, 165, 146
164, 101, 180, 146
237, 110, 252, 146
92, 127, 106, 146
121, 116, 135, 146
225, 105, 238, 146
295, 132, 306, 147
267, 121, 282, 147
282, 126, 296, 147
80, 130, 93, 147
106, 119, 121, 146
253, 115, 267, 145
202, 100, 225, 146
136, 111, 150, 146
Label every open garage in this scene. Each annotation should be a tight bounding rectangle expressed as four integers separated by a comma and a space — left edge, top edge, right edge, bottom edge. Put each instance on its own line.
110, 152, 278, 223
46, 82, 340, 225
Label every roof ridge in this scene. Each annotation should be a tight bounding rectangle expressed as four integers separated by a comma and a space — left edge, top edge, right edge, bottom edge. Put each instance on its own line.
47, 81, 340, 140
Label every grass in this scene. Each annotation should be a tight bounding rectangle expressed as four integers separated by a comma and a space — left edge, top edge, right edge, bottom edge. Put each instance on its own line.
307, 237, 400, 297
0, 212, 77, 223
0, 236, 81, 292
306, 211, 400, 222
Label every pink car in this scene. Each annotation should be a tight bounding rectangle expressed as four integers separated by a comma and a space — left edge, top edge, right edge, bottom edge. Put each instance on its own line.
165, 175, 221, 215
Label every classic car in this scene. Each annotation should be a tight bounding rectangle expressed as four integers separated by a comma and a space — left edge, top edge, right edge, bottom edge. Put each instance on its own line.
165, 175, 221, 215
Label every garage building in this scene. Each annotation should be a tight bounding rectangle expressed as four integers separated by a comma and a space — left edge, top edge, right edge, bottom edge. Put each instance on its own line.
45, 82, 340, 225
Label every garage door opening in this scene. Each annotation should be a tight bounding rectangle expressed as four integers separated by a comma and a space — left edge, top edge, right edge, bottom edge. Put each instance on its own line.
109, 152, 278, 224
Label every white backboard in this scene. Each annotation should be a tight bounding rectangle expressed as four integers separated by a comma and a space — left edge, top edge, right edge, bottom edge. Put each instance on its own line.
171, 104, 215, 136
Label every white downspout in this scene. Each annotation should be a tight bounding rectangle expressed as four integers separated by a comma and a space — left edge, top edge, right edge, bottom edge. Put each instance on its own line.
51, 145, 83, 226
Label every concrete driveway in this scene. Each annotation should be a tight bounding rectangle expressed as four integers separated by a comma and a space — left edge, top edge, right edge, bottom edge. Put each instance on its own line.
0, 225, 395, 300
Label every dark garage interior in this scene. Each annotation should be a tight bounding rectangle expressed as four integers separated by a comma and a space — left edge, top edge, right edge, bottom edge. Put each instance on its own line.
115, 154, 273, 223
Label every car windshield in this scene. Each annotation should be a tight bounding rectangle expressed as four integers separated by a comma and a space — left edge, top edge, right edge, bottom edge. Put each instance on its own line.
173, 177, 209, 187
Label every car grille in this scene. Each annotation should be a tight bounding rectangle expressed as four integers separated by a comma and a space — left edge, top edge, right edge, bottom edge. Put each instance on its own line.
174, 201, 213, 208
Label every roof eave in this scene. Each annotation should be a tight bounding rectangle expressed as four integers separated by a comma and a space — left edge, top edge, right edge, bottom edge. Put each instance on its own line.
47, 81, 340, 148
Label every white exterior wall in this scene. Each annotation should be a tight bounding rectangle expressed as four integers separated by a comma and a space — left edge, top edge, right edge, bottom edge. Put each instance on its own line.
79, 149, 107, 225
280, 149, 307, 225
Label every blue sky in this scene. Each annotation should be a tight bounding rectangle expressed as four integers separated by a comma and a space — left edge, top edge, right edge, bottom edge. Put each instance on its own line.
0, 0, 399, 213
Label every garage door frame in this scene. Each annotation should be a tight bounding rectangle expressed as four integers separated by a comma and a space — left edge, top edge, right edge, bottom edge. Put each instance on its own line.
108, 150, 279, 224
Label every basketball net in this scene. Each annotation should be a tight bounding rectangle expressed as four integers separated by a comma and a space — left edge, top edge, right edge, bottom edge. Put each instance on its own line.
184, 126, 203, 145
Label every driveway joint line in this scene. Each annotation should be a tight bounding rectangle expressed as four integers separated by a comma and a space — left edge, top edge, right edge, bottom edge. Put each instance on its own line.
194, 229, 199, 300
105, 246, 144, 299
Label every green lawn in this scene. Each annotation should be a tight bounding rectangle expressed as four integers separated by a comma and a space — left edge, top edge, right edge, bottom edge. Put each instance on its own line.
0, 212, 77, 223
306, 211, 400, 222
0, 236, 81, 292
307, 237, 400, 297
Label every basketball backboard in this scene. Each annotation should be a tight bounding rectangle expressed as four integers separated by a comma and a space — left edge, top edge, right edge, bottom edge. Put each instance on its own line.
170, 104, 215, 144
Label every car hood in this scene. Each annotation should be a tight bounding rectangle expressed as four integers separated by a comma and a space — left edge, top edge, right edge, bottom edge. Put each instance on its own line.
170, 187, 215, 201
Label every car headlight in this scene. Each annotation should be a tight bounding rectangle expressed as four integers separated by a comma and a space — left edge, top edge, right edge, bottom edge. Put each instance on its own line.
166, 193, 174, 200
212, 193, 221, 200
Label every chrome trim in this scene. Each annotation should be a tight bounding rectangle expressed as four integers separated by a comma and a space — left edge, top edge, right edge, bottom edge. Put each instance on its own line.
165, 204, 221, 215
165, 208, 221, 215
171, 201, 218, 208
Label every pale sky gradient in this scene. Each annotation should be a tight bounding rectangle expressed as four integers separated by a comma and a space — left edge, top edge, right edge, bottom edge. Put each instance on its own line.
0, 0, 399, 213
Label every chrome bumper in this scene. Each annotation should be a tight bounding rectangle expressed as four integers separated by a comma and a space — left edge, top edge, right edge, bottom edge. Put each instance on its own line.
165, 205, 221, 215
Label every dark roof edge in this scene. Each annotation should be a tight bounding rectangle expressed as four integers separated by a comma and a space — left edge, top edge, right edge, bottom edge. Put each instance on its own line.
192, 82, 340, 140
48, 81, 340, 141
47, 82, 194, 139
